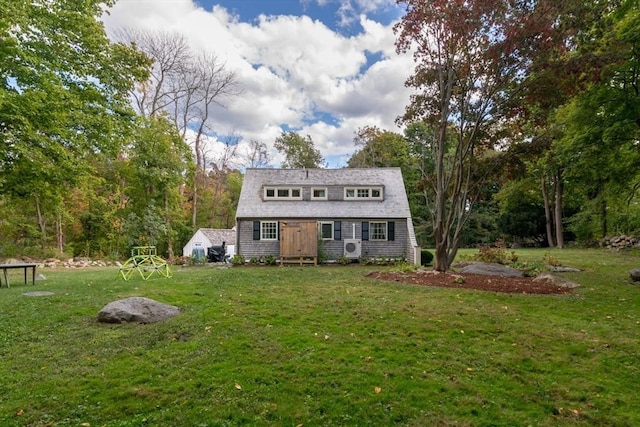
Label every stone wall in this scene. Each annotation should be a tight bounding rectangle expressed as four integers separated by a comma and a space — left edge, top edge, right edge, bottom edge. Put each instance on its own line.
601, 235, 639, 250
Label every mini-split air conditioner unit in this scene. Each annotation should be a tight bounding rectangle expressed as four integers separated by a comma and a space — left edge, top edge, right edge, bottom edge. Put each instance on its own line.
343, 239, 362, 258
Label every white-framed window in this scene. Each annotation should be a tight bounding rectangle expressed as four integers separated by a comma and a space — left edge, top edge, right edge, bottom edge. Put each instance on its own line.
370, 221, 387, 241
264, 187, 302, 200
344, 186, 383, 200
319, 221, 333, 240
312, 187, 328, 200
261, 221, 278, 240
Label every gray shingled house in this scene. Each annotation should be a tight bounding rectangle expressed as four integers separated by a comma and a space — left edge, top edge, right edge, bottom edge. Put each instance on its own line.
235, 168, 420, 264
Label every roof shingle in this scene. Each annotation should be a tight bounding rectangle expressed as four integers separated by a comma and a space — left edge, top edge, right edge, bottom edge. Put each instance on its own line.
236, 168, 412, 219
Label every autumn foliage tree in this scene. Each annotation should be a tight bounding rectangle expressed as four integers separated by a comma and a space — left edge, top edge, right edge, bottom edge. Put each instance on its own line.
394, 0, 565, 271
0, 0, 150, 254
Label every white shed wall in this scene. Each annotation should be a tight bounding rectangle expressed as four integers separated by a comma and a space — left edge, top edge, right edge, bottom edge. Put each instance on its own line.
182, 230, 212, 257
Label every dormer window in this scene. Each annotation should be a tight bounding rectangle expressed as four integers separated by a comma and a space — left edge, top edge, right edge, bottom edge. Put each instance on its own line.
264, 186, 302, 200
311, 187, 327, 200
344, 186, 383, 200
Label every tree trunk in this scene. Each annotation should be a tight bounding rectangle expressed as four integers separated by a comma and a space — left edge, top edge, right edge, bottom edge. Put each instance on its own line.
600, 198, 607, 237
56, 210, 64, 254
191, 173, 198, 228
433, 121, 449, 272
165, 190, 174, 259
35, 197, 47, 249
541, 175, 556, 247
554, 169, 564, 249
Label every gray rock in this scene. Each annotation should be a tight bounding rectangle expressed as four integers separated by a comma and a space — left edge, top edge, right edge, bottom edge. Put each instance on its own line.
98, 297, 180, 324
630, 269, 640, 282
23, 291, 55, 297
550, 266, 581, 273
533, 272, 580, 289
458, 262, 524, 277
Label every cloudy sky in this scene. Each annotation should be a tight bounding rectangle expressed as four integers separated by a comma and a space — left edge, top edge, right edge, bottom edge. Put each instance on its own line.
101, 0, 414, 168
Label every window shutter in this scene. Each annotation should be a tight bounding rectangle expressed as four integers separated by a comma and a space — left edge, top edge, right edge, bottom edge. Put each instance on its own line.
334, 221, 341, 240
388, 221, 395, 241
253, 221, 260, 240
362, 221, 369, 241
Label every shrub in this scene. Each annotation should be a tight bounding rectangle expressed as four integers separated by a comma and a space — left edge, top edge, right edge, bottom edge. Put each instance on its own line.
263, 255, 277, 265
336, 255, 352, 265
420, 250, 434, 266
231, 254, 245, 266
394, 260, 419, 272
472, 240, 518, 265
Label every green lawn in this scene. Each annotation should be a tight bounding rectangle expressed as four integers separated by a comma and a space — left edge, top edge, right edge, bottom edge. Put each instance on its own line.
1, 248, 639, 426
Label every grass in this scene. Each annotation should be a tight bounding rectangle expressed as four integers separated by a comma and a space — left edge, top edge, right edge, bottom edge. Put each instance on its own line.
0, 248, 639, 426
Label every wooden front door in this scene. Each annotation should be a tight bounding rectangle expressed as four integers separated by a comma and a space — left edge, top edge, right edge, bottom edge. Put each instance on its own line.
280, 221, 318, 264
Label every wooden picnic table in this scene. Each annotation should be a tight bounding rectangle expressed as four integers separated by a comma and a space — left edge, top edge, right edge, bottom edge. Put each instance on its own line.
0, 263, 38, 288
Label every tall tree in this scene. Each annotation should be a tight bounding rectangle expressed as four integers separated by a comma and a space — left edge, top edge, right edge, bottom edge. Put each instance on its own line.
551, 1, 640, 241
115, 29, 241, 228
274, 132, 325, 169
243, 140, 272, 168
347, 126, 426, 240
0, 0, 150, 253
395, 0, 564, 271
348, 126, 412, 168
124, 116, 193, 257
511, 1, 626, 248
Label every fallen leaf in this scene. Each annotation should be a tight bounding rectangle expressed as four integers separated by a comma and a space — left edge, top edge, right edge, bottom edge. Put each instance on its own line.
374, 387, 382, 394
234, 383, 242, 390
15, 409, 24, 416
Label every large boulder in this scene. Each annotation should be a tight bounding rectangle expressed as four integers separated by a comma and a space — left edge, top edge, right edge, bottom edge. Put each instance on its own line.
98, 297, 180, 324
458, 262, 524, 277
533, 272, 580, 289
630, 269, 640, 282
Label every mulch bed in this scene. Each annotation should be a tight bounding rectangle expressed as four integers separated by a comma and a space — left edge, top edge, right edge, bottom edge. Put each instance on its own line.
365, 270, 574, 294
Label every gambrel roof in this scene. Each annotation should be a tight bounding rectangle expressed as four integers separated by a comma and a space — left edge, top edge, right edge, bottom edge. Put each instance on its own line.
236, 168, 412, 219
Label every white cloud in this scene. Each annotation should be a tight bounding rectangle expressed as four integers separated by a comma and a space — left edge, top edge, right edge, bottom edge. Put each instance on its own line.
101, 0, 413, 168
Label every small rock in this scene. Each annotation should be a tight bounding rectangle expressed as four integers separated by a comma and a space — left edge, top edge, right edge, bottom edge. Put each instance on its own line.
533, 272, 580, 289
550, 266, 581, 273
630, 269, 640, 282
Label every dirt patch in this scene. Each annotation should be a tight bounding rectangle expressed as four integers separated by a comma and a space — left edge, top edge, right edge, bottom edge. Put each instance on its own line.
366, 270, 574, 295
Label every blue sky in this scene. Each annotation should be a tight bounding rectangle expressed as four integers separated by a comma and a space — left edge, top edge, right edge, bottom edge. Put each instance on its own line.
198, 0, 403, 35
102, 0, 413, 168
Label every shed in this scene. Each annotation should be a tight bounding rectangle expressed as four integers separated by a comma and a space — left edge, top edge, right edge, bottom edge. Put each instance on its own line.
182, 228, 236, 259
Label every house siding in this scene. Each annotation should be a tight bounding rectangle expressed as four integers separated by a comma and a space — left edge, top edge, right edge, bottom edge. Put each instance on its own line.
237, 219, 280, 259
237, 218, 409, 261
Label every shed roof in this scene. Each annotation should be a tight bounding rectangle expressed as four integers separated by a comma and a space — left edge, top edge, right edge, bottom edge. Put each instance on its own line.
199, 228, 236, 245
236, 168, 412, 219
